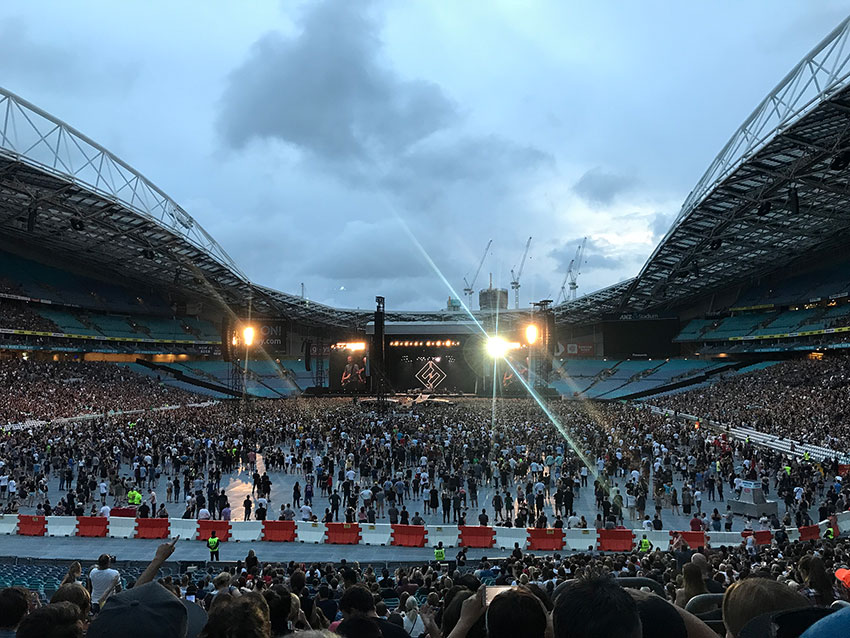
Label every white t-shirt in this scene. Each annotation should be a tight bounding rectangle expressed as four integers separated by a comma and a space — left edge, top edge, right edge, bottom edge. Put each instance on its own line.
300, 504, 313, 520
100, 505, 111, 517
89, 567, 120, 601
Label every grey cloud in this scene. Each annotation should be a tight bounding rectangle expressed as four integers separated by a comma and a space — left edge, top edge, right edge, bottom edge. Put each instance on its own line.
217, 1, 456, 163
298, 221, 433, 282
572, 167, 637, 206
650, 210, 675, 241
382, 135, 554, 211
549, 236, 627, 273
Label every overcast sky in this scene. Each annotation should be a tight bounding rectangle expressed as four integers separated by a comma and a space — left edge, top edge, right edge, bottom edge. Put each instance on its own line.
1, 1, 848, 310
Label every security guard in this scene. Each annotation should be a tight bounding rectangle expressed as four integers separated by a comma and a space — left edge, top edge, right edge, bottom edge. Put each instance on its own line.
434, 541, 445, 561
207, 529, 221, 561
824, 526, 835, 540
638, 534, 653, 553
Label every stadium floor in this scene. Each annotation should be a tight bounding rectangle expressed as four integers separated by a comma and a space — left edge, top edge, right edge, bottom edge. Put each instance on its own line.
9, 444, 817, 561
0, 535, 519, 564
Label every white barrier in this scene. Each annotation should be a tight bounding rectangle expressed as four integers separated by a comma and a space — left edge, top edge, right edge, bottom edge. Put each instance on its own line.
836, 511, 850, 534
169, 518, 198, 540
360, 524, 393, 546
107, 517, 137, 539
644, 530, 671, 549
427, 525, 460, 548
230, 521, 263, 542
0, 515, 18, 535
785, 527, 801, 543
495, 526, 529, 549
295, 520, 326, 543
563, 528, 597, 551
46, 516, 78, 537
817, 519, 830, 536
705, 532, 740, 547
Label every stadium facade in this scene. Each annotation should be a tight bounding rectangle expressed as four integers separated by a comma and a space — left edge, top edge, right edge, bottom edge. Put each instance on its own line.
4, 17, 850, 399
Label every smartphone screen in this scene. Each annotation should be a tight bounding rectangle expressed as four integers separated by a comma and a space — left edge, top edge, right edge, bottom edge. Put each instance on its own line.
485, 585, 514, 605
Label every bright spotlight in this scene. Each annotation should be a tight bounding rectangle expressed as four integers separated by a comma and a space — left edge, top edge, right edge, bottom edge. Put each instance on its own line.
525, 324, 539, 345
486, 336, 510, 358
243, 326, 255, 346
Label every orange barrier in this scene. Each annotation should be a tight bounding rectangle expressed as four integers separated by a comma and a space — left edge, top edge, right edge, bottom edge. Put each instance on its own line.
798, 525, 820, 541
77, 516, 108, 537
678, 531, 706, 548
326, 522, 361, 545
198, 520, 231, 542
741, 530, 772, 545
110, 507, 137, 518
136, 518, 170, 539
392, 524, 427, 547
17, 515, 46, 536
528, 527, 565, 551
459, 526, 495, 548
597, 529, 635, 552
263, 520, 296, 542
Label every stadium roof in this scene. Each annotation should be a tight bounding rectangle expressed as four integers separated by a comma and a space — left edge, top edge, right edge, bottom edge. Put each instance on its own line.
0, 87, 390, 328
0, 87, 538, 330
601, 16, 850, 319
5, 16, 850, 330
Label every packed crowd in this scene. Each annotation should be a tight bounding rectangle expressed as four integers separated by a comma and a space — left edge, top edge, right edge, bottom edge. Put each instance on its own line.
655, 356, 850, 449
0, 367, 845, 541
1, 532, 850, 636
0, 355, 848, 635
0, 359, 199, 424
0, 299, 58, 334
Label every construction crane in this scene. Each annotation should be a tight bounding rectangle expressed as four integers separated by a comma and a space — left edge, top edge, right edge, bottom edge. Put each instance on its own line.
463, 239, 492, 304
556, 237, 587, 303
510, 236, 532, 309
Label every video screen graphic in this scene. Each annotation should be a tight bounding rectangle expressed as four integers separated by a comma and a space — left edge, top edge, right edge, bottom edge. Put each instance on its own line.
329, 349, 368, 393
389, 353, 474, 394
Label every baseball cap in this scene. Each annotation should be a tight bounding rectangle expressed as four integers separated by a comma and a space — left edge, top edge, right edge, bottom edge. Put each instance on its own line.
801, 607, 850, 637
87, 582, 188, 638
835, 568, 850, 587
739, 608, 833, 638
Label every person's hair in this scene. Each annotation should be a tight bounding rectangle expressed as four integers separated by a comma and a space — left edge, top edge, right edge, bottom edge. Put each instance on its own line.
722, 577, 810, 638
96, 554, 110, 569
681, 563, 707, 599
199, 593, 271, 638
0, 586, 29, 629
213, 572, 233, 589
487, 587, 547, 638
339, 584, 375, 614
553, 577, 641, 638
50, 584, 91, 617
15, 601, 84, 638
290, 569, 306, 593
798, 555, 835, 605
341, 567, 358, 586
263, 587, 292, 634
404, 595, 419, 622
441, 590, 486, 638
